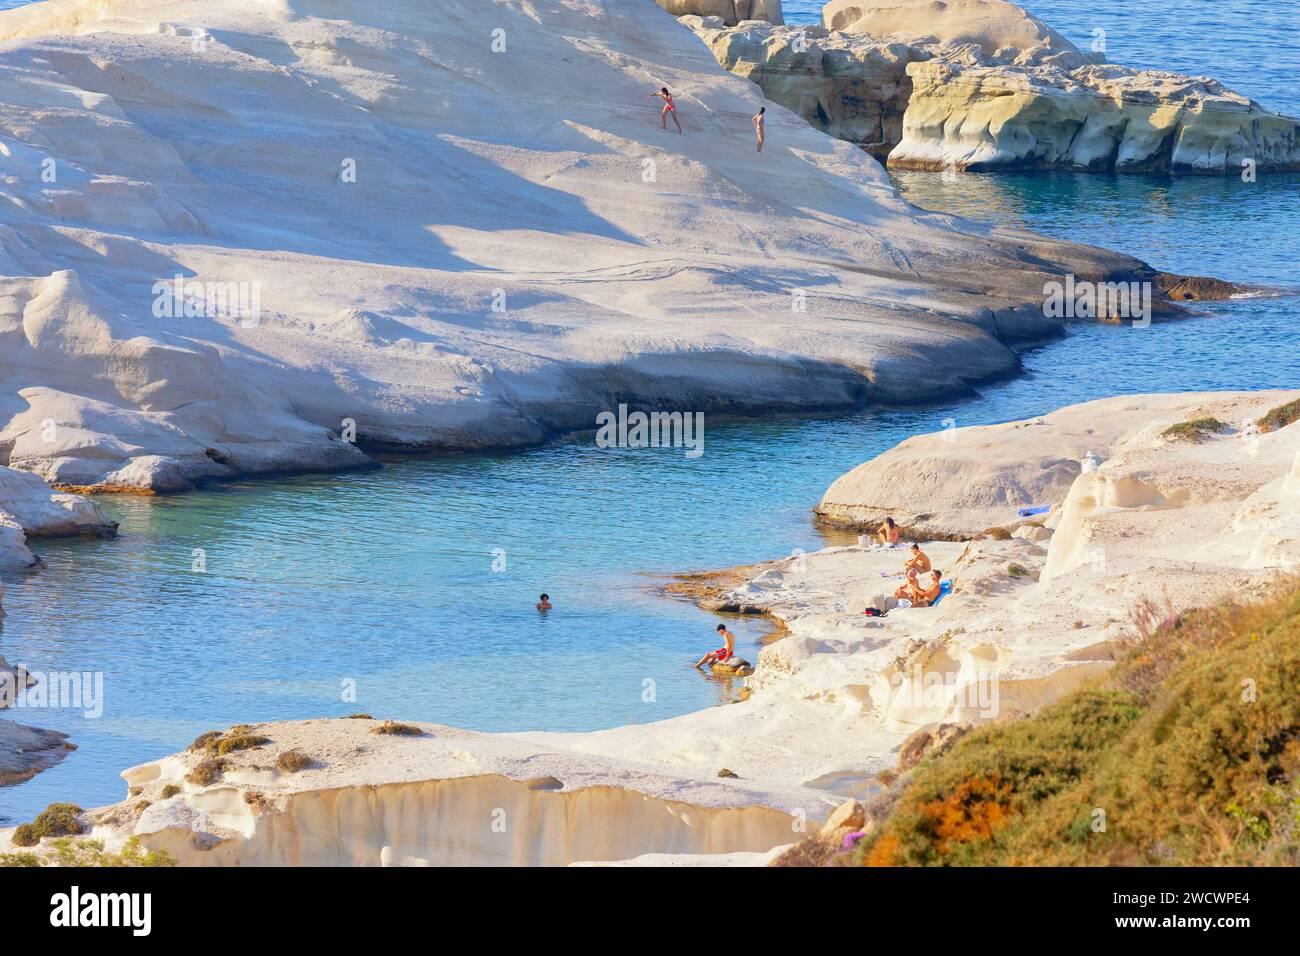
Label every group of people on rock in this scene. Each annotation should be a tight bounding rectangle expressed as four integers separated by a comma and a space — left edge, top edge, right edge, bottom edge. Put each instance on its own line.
649, 87, 766, 151
880, 519, 944, 608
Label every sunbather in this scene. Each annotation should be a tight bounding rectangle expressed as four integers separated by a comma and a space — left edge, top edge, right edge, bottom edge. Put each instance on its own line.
903, 543, 931, 575
894, 568, 920, 600
911, 570, 943, 607
876, 517, 901, 546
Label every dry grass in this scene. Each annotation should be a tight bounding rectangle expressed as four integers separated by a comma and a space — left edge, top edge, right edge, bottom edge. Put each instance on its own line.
1258, 399, 1300, 433
276, 749, 312, 772
1162, 417, 1227, 442
371, 720, 423, 736
186, 758, 225, 787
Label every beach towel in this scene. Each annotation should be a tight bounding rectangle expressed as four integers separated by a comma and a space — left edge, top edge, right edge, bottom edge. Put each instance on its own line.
1018, 505, 1051, 518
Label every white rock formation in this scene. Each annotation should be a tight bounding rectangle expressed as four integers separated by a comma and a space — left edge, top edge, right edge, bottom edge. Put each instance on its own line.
815, 391, 1299, 536
0, 464, 115, 569
0, 0, 1203, 491
895, 60, 1300, 173
657, 0, 784, 26
680, 1, 1300, 172
25, 718, 814, 866
822, 0, 1080, 59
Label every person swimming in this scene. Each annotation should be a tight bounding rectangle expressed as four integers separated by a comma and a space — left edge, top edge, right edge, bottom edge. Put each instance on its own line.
694, 623, 734, 669
650, 86, 683, 134
536, 593, 552, 611
876, 516, 900, 546
753, 106, 765, 152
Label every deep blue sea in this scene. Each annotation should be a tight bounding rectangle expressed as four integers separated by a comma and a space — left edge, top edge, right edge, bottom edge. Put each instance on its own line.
0, 0, 1297, 821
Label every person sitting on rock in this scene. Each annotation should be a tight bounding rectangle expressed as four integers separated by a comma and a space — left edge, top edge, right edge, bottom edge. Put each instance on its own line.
895, 568, 920, 601
876, 516, 901, 546
536, 593, 552, 611
903, 543, 931, 575
911, 570, 943, 607
695, 624, 734, 669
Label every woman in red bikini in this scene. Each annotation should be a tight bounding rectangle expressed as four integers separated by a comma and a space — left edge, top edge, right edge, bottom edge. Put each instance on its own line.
650, 86, 683, 134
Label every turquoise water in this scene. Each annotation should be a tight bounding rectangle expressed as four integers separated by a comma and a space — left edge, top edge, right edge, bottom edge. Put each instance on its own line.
1, 1, 1298, 822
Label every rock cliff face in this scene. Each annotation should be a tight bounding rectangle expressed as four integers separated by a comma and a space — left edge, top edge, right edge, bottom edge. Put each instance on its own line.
18, 718, 807, 866
895, 60, 1300, 173
656, 0, 784, 26
680, 1, 1300, 172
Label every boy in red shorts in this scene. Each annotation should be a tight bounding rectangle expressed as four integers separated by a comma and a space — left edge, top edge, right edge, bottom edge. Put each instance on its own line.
694, 624, 735, 669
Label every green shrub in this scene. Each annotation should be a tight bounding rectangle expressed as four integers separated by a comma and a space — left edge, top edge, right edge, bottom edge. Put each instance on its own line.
1162, 417, 1227, 442
1258, 399, 1300, 433
209, 734, 270, 756
850, 586, 1300, 866
11, 803, 85, 847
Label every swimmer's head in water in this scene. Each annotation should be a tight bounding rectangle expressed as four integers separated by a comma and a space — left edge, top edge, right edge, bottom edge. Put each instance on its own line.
539, 593, 549, 601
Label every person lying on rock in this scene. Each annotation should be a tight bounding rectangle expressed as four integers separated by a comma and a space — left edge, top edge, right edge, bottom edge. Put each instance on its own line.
876, 517, 901, 546
536, 593, 552, 611
695, 624, 735, 669
903, 543, 931, 575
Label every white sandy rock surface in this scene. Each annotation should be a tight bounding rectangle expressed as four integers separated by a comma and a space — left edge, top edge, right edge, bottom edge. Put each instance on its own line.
0, 0, 1198, 492
21, 390, 1294, 866
816, 390, 1300, 536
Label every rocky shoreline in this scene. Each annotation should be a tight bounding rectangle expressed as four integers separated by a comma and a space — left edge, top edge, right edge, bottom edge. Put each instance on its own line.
5, 389, 1295, 865
677, 0, 1300, 173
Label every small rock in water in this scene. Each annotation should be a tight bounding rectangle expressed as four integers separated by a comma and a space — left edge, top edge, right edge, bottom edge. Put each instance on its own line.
710, 657, 754, 677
